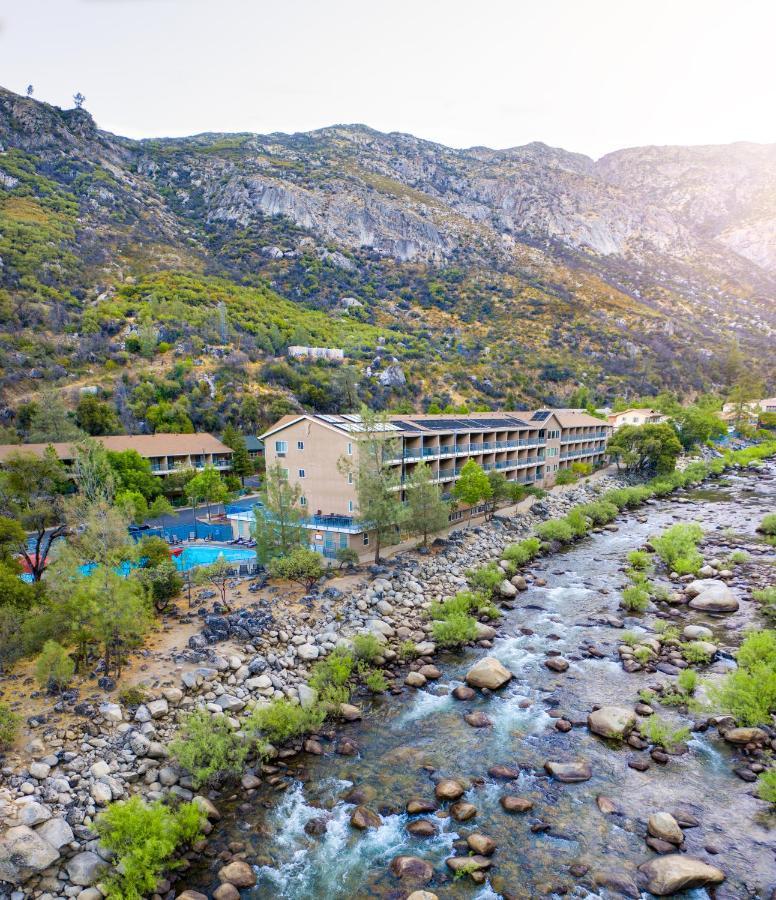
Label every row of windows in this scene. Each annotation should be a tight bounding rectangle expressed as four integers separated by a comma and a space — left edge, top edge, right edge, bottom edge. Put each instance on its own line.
275, 440, 354, 455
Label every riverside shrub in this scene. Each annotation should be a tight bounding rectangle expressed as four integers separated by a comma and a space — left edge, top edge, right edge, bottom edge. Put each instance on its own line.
621, 585, 650, 612
709, 629, 776, 726
652, 523, 703, 574
169, 710, 249, 787
757, 769, 776, 805
641, 715, 690, 749
577, 500, 618, 524
248, 698, 325, 744
536, 519, 574, 544
565, 508, 590, 537
467, 562, 504, 597
502, 537, 542, 565
431, 611, 478, 647
35, 640, 75, 691
0, 702, 19, 749
309, 647, 354, 707
352, 633, 383, 663
94, 796, 204, 900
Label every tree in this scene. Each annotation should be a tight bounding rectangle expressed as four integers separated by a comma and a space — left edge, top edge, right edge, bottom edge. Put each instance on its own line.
0, 449, 69, 581
673, 406, 726, 450
107, 449, 161, 501
194, 557, 236, 611
404, 461, 449, 546
0, 516, 26, 569
187, 466, 228, 520
222, 425, 252, 486
267, 547, 325, 591
485, 470, 512, 519
606, 423, 682, 475
73, 92, 86, 109
239, 395, 261, 433
337, 408, 405, 563
452, 459, 492, 527
26, 84, 33, 98
71, 439, 115, 505
27, 391, 84, 442
75, 396, 119, 436
252, 462, 307, 563
727, 374, 765, 431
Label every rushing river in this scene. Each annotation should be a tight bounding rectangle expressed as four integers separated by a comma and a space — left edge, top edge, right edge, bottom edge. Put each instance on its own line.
187, 467, 776, 899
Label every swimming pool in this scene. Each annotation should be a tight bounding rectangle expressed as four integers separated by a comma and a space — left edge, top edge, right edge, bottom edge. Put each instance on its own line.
173, 545, 257, 572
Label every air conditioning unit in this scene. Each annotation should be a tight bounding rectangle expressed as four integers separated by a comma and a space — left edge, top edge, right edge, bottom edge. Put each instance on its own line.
277, 452, 286, 458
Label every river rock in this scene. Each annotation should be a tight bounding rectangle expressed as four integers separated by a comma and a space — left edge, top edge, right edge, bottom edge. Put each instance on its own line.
638, 855, 725, 895
686, 581, 738, 612
435, 779, 465, 801
407, 818, 436, 836
592, 870, 640, 898
418, 665, 441, 680
339, 703, 362, 721
465, 657, 513, 690
500, 795, 533, 812
648, 812, 684, 845
545, 657, 569, 672
588, 706, 637, 740
489, 765, 521, 779
35, 817, 74, 849
446, 854, 491, 874
218, 860, 257, 887
406, 798, 437, 814
213, 885, 241, 900
0, 826, 60, 884
350, 805, 382, 829
499, 579, 518, 598
464, 711, 492, 728
467, 833, 496, 855
450, 801, 477, 821
66, 851, 106, 886
405, 671, 427, 688
452, 685, 475, 700
596, 795, 618, 814
389, 855, 434, 882
682, 625, 713, 640
406, 893, 438, 900
722, 727, 768, 745
544, 759, 592, 782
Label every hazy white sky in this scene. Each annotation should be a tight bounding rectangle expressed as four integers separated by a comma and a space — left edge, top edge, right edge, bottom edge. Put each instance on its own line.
2, 0, 774, 158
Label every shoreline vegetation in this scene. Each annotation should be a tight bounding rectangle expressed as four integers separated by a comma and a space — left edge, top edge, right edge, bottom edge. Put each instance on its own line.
0, 439, 775, 897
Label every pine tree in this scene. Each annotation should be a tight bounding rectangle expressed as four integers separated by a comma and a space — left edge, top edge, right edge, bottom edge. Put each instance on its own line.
252, 463, 306, 563
404, 461, 449, 547
222, 425, 253, 485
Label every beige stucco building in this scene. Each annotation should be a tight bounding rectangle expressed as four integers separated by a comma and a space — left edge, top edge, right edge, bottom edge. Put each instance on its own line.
228, 410, 610, 558
607, 408, 667, 430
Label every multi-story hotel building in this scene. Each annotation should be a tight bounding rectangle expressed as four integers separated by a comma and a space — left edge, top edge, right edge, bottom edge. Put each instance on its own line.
228, 410, 610, 558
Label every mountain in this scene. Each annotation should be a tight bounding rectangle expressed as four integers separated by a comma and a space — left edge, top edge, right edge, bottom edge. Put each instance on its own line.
0, 85, 773, 434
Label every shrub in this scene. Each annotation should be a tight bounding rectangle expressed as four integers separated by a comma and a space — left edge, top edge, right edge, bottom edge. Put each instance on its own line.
759, 514, 776, 536
627, 550, 653, 571
0, 702, 19, 750
565, 508, 590, 537
555, 469, 578, 485
467, 562, 504, 597
364, 670, 388, 693
535, 519, 574, 544
352, 633, 383, 663
35, 640, 75, 692
502, 537, 542, 565
757, 769, 776, 805
708, 630, 776, 726
94, 796, 204, 900
570, 461, 593, 476
621, 631, 638, 646
335, 546, 359, 569
309, 647, 354, 707
432, 611, 478, 648
577, 500, 618, 525
727, 550, 749, 566
752, 587, 776, 618
652, 523, 704, 574
634, 646, 653, 664
682, 641, 713, 665
638, 688, 657, 704
169, 710, 249, 787
267, 547, 325, 590
621, 586, 650, 612
118, 686, 147, 708
677, 668, 698, 694
398, 640, 418, 661
248, 699, 325, 744
650, 584, 673, 603
641, 715, 690, 749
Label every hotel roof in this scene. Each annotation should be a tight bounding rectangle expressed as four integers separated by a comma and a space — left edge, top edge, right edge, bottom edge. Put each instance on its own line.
0, 433, 233, 464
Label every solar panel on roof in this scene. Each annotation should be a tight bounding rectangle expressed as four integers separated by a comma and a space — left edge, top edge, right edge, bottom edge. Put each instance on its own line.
392, 420, 422, 432
341, 414, 361, 422
531, 410, 550, 421
318, 414, 343, 423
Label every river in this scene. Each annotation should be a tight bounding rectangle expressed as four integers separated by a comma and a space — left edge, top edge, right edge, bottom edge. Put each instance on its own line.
186, 466, 776, 899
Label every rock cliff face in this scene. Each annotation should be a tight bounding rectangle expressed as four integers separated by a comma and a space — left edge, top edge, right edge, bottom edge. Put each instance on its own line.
0, 84, 774, 406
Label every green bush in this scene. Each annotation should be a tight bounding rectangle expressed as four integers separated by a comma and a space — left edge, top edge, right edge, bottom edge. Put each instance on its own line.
577, 500, 618, 525
627, 550, 653, 571
169, 710, 249, 787
118, 686, 147, 708
641, 715, 690, 749
502, 537, 542, 565
621, 631, 638, 646
677, 668, 698, 694
652, 523, 704, 574
565, 508, 590, 537
352, 633, 383, 663
682, 641, 713, 665
638, 688, 657, 704
621, 585, 650, 612
309, 647, 354, 707
335, 546, 360, 568
94, 796, 204, 900
398, 640, 418, 661
634, 645, 653, 664
364, 669, 388, 693
267, 547, 325, 590
753, 586, 776, 618
757, 769, 776, 805
709, 629, 776, 726
727, 550, 749, 566
431, 611, 478, 648
35, 640, 75, 692
759, 513, 776, 536
555, 469, 578, 485
467, 562, 504, 597
535, 518, 574, 544
0, 702, 19, 750
248, 698, 325, 744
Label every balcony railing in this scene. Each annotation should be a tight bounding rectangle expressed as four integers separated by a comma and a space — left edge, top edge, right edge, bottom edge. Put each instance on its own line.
561, 431, 608, 444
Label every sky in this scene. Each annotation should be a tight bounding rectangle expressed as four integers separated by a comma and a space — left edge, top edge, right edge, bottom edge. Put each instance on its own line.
1, 0, 774, 158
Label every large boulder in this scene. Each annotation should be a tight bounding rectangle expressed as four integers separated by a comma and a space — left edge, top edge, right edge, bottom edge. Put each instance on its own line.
588, 706, 637, 740
389, 855, 434, 882
638, 855, 725, 895
465, 657, 513, 690
544, 759, 592, 782
35, 817, 74, 850
0, 825, 60, 884
350, 806, 382, 829
686, 580, 738, 612
435, 779, 466, 801
66, 850, 106, 886
218, 860, 256, 888
647, 812, 683, 845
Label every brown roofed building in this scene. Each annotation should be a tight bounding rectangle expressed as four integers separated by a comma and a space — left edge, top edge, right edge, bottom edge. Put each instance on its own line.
0, 433, 233, 476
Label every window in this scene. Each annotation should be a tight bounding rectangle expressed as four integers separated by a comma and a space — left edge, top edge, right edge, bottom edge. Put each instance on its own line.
348, 500, 354, 512
300, 496, 307, 507
347, 472, 353, 484
363, 533, 369, 546
297, 441, 305, 450
298, 469, 306, 478
347, 442, 353, 455
275, 440, 288, 454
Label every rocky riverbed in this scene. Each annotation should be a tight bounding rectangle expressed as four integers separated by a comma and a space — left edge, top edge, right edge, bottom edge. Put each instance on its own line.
1, 464, 774, 899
